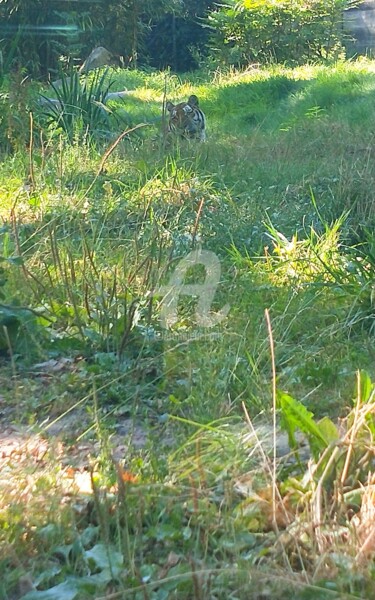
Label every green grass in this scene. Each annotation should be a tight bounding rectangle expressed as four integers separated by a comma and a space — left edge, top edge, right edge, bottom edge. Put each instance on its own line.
1, 60, 375, 599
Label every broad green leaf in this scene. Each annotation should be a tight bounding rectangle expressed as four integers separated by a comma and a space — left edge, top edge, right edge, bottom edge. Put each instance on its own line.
22, 580, 80, 600
85, 543, 123, 575
77, 570, 114, 587
33, 566, 62, 587
52, 544, 73, 562
357, 370, 374, 404
278, 391, 329, 459
79, 525, 99, 548
317, 417, 339, 444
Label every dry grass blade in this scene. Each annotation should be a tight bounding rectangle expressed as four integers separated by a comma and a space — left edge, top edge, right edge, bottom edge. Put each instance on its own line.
265, 308, 278, 529
340, 370, 363, 488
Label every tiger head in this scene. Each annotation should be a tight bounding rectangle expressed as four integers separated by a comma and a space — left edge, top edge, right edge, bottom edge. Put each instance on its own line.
165, 95, 206, 141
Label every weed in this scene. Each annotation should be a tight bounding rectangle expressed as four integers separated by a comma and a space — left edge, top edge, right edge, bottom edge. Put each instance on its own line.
37, 68, 122, 143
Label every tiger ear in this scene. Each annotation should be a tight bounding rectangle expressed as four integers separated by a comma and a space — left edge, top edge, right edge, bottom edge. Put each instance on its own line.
187, 95, 199, 107
166, 101, 174, 112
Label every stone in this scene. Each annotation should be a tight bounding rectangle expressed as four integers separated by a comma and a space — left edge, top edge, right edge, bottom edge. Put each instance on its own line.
79, 46, 116, 74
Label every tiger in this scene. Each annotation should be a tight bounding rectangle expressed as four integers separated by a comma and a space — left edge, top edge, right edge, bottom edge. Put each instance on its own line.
165, 95, 206, 141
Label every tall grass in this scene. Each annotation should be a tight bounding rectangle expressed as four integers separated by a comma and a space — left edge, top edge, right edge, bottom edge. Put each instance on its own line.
1, 60, 375, 599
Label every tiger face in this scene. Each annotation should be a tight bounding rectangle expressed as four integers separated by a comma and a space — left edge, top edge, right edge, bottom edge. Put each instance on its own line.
165, 95, 206, 141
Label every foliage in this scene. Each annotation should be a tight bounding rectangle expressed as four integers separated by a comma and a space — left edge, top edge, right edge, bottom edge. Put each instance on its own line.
4, 373, 375, 599
0, 0, 214, 76
0, 0, 363, 76
0, 67, 38, 152
0, 0, 94, 77
0, 229, 48, 355
2, 61, 375, 599
93, 0, 178, 68
207, 0, 357, 67
37, 68, 119, 142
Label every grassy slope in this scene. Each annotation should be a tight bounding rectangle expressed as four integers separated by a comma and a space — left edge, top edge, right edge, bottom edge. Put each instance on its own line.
1, 60, 375, 599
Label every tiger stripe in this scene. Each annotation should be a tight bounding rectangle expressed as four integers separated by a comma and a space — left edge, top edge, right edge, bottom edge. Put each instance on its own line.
165, 95, 206, 141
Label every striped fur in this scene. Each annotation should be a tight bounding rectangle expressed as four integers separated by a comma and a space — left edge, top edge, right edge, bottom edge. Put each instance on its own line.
166, 95, 206, 141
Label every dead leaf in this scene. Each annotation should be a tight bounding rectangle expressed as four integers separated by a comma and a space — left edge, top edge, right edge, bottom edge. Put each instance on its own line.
158, 551, 181, 578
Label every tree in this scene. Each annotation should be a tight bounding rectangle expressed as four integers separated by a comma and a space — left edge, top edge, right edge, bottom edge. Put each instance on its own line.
0, 0, 99, 77
0, 0, 214, 77
95, 0, 181, 68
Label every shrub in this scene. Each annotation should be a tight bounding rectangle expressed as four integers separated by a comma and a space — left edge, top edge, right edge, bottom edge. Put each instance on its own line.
207, 0, 355, 67
38, 68, 114, 143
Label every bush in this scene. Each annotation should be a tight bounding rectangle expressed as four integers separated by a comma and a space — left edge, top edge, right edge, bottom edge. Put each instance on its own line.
38, 68, 115, 143
207, 0, 355, 67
